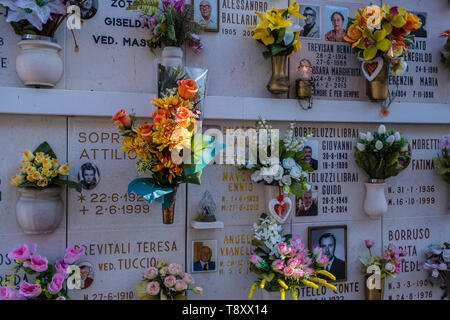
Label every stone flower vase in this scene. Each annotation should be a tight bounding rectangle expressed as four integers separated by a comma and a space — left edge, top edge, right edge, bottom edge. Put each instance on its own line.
16, 187, 64, 234
161, 46, 183, 68
267, 53, 289, 94
367, 63, 388, 101
16, 35, 63, 87
365, 276, 385, 300
363, 180, 388, 219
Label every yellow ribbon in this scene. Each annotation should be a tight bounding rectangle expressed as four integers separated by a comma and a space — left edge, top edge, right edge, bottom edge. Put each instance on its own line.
280, 289, 285, 300
316, 269, 336, 281
277, 279, 289, 290
260, 278, 266, 289
249, 283, 257, 299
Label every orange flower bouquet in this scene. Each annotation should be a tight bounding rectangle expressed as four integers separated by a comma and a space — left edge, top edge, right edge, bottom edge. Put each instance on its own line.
113, 80, 223, 224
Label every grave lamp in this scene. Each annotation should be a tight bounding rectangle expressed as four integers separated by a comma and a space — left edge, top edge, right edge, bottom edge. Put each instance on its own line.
295, 59, 314, 109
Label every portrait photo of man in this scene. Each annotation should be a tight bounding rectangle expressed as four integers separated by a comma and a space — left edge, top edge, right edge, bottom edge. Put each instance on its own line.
295, 189, 318, 217
194, 0, 219, 32
309, 226, 347, 281
303, 144, 318, 170
76, 0, 98, 20
299, 5, 320, 38
78, 162, 100, 190
192, 240, 217, 272
324, 6, 348, 42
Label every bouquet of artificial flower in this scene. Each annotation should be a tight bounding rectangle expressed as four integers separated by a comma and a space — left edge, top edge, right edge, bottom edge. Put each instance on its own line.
359, 240, 407, 279
0, 0, 81, 37
127, 0, 204, 54
355, 124, 411, 180
0, 243, 85, 300
433, 136, 449, 184
113, 79, 222, 223
249, 1, 304, 59
239, 118, 313, 198
423, 243, 450, 300
344, 4, 421, 75
440, 30, 450, 68
10, 141, 81, 192
248, 214, 336, 300
135, 262, 203, 300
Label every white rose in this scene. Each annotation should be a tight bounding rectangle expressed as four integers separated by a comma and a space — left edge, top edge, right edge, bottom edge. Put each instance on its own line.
281, 175, 292, 186
394, 132, 401, 141
289, 166, 302, 179
378, 125, 386, 135
359, 132, 367, 140
356, 143, 365, 152
366, 132, 374, 142
385, 262, 395, 273
263, 174, 274, 184
386, 135, 395, 144
272, 165, 284, 180
375, 140, 383, 150
251, 170, 262, 182
268, 157, 280, 167
282, 157, 296, 170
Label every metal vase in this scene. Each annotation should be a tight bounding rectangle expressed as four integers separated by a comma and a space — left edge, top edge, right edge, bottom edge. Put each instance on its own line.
367, 63, 388, 101
162, 188, 177, 224
365, 276, 385, 300
15, 187, 64, 234
267, 54, 289, 94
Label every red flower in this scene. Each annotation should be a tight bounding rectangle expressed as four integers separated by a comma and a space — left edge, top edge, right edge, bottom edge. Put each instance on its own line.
381, 108, 390, 117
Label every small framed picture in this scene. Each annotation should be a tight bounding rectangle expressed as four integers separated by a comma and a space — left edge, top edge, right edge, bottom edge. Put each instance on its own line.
77, 162, 100, 190
324, 5, 348, 42
193, 0, 219, 32
308, 225, 347, 282
192, 240, 217, 272
298, 4, 321, 39
295, 185, 319, 217
303, 141, 318, 171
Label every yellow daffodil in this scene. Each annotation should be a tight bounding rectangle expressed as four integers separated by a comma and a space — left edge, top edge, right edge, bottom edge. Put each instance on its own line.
292, 32, 301, 53
35, 152, 44, 164
32, 171, 41, 181
26, 175, 35, 182
51, 169, 58, 177
253, 27, 275, 45
23, 150, 34, 162
287, 1, 305, 20
265, 9, 291, 30
37, 178, 48, 187
10, 174, 24, 187
42, 158, 52, 169
41, 167, 50, 177
25, 166, 36, 175
52, 158, 59, 168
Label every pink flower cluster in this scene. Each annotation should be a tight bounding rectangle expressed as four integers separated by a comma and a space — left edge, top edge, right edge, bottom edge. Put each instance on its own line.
142, 263, 199, 298
250, 234, 330, 281
0, 244, 85, 300
382, 244, 407, 274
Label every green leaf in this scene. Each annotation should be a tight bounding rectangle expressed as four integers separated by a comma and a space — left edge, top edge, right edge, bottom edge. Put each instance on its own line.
270, 44, 287, 56
33, 142, 57, 159
290, 180, 303, 197
53, 178, 82, 193
262, 51, 272, 59
376, 38, 392, 52
363, 46, 378, 60
359, 257, 368, 266
276, 28, 286, 44
263, 273, 275, 282
182, 171, 202, 185
252, 239, 265, 247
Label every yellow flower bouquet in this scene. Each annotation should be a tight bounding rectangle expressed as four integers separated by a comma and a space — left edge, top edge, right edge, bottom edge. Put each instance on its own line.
113, 80, 223, 224
250, 1, 304, 59
10, 142, 81, 192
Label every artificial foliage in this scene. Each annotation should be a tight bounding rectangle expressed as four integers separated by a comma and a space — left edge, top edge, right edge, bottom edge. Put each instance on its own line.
354, 125, 411, 180
433, 136, 450, 184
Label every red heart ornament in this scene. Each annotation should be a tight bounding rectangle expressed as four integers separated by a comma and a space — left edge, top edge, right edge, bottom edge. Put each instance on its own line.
268, 197, 293, 223
365, 62, 378, 75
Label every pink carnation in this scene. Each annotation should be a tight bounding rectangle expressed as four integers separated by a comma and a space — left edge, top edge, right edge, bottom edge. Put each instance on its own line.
288, 258, 300, 268
382, 252, 391, 260
277, 243, 291, 256
23, 254, 48, 272
293, 268, 305, 278
395, 264, 401, 274
175, 279, 188, 292
19, 281, 41, 298
272, 259, 285, 272
182, 273, 194, 285
164, 275, 177, 288
64, 247, 85, 264
146, 281, 160, 295
291, 235, 305, 251
364, 240, 375, 248
144, 267, 158, 280
8, 244, 32, 262
55, 259, 70, 278
168, 263, 182, 276
283, 266, 294, 277
0, 286, 23, 300
47, 273, 65, 295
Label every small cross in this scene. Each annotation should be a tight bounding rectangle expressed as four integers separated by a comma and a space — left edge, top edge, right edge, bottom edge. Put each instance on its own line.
80, 206, 88, 215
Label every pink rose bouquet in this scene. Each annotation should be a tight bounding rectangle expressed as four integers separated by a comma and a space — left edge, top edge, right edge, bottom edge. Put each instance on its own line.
0, 244, 85, 300
359, 240, 407, 279
249, 214, 337, 300
135, 262, 203, 300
